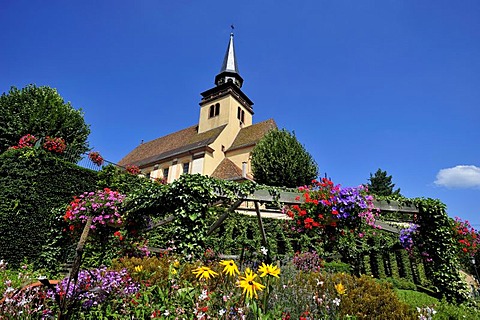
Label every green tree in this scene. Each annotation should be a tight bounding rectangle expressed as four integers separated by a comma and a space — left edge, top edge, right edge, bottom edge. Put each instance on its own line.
367, 168, 401, 196
251, 128, 318, 188
0, 84, 90, 160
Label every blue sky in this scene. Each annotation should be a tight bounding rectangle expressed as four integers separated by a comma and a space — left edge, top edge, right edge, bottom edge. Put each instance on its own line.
1, 1, 479, 226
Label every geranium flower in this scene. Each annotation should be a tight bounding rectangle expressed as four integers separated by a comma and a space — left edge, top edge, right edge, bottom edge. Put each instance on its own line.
192, 266, 218, 280
219, 260, 240, 277
258, 262, 280, 278
238, 268, 265, 299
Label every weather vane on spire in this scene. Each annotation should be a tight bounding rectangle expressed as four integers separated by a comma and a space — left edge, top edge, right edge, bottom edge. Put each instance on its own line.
230, 24, 234, 35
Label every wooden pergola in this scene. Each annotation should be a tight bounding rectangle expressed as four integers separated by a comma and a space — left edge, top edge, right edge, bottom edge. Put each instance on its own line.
206, 190, 420, 247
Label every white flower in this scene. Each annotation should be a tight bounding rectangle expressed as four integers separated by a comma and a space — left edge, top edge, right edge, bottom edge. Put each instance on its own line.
316, 279, 324, 286
163, 310, 170, 316
332, 298, 341, 306
260, 246, 268, 255
219, 309, 226, 316
199, 289, 208, 301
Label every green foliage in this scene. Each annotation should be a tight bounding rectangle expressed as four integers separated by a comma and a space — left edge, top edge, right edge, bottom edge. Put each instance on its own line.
0, 84, 90, 160
432, 300, 480, 319
413, 198, 470, 303
111, 255, 198, 286
324, 261, 352, 274
0, 148, 97, 267
206, 213, 293, 259
367, 168, 401, 197
395, 289, 438, 309
251, 128, 318, 187
124, 174, 257, 258
381, 277, 417, 290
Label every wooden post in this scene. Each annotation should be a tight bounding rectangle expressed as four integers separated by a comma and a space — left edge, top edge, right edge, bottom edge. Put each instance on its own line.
254, 201, 268, 247
59, 216, 93, 319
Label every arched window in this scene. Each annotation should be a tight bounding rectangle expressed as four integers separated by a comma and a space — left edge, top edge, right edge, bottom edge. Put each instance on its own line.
209, 105, 215, 118
209, 103, 220, 118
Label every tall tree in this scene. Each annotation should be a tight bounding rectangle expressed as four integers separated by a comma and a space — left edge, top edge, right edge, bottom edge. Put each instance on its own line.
367, 168, 401, 196
251, 128, 318, 188
0, 84, 90, 160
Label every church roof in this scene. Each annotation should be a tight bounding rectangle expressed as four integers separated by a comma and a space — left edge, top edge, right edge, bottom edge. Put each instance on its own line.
227, 119, 277, 152
118, 125, 226, 167
211, 158, 253, 181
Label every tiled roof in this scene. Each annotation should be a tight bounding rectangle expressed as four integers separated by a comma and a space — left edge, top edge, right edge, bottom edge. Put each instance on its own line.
227, 119, 277, 152
118, 125, 226, 167
211, 158, 253, 181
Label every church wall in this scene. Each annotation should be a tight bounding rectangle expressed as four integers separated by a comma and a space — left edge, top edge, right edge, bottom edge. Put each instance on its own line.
225, 146, 253, 176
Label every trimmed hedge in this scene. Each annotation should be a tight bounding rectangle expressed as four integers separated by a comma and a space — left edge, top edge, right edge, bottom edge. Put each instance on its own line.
0, 148, 97, 267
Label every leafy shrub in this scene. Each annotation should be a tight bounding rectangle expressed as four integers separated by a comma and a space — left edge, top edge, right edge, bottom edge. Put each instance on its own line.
433, 300, 480, 319
331, 273, 417, 319
380, 277, 417, 290
324, 260, 352, 274
395, 289, 438, 309
111, 255, 199, 286
0, 148, 97, 268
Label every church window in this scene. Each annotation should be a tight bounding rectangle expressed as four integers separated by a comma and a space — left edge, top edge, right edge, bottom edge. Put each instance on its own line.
237, 107, 245, 123
163, 168, 169, 179
183, 162, 190, 174
209, 103, 220, 118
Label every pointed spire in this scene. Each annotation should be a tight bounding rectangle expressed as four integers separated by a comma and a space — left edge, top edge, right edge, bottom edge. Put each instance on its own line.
220, 32, 239, 73
215, 28, 244, 88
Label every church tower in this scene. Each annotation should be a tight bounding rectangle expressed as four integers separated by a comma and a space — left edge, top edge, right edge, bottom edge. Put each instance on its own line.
198, 32, 254, 134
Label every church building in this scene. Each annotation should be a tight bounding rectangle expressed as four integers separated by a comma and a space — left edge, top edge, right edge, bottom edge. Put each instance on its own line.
118, 33, 277, 182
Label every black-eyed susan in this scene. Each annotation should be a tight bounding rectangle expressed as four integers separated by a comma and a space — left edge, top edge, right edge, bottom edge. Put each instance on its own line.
192, 266, 218, 280
258, 262, 280, 278
219, 260, 240, 277
238, 268, 265, 299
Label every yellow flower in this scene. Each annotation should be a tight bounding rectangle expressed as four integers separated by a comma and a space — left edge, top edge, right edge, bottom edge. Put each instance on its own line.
192, 266, 218, 280
170, 268, 177, 275
258, 262, 281, 278
173, 260, 180, 268
134, 265, 143, 273
335, 283, 346, 295
219, 260, 240, 277
238, 268, 265, 299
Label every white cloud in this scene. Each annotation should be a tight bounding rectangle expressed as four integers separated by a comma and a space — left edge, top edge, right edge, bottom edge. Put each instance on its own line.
434, 165, 480, 188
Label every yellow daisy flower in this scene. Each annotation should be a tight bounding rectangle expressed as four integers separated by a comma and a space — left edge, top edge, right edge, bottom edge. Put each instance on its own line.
219, 260, 240, 277
238, 268, 265, 299
192, 266, 218, 280
258, 262, 281, 278
134, 265, 143, 273
335, 282, 346, 295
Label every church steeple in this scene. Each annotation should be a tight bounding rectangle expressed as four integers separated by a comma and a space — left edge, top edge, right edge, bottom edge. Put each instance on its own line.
215, 32, 244, 88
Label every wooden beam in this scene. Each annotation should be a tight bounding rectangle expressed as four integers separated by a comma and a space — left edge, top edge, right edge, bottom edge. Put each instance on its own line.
207, 199, 244, 235
254, 201, 268, 247
373, 200, 418, 213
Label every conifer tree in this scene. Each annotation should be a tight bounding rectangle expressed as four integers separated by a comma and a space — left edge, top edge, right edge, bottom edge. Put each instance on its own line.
367, 168, 401, 196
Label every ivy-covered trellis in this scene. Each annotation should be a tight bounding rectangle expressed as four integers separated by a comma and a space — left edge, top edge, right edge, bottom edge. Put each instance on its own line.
63, 169, 469, 304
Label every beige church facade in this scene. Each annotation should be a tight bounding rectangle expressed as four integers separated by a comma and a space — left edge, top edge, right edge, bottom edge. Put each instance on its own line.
118, 33, 276, 182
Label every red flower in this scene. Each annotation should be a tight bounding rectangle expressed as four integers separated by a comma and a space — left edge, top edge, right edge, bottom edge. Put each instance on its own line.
88, 151, 104, 166
114, 231, 124, 241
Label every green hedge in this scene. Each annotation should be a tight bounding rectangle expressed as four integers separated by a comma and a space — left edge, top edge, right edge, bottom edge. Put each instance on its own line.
0, 148, 97, 268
